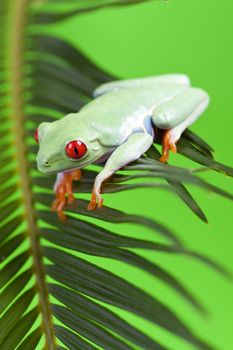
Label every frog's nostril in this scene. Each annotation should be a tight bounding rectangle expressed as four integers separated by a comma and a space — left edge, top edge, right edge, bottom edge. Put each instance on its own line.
44, 160, 49, 166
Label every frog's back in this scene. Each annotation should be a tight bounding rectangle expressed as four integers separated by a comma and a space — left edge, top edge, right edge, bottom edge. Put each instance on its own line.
79, 84, 188, 145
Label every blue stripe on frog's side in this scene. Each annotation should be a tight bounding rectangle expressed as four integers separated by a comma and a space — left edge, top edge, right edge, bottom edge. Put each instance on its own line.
131, 114, 155, 140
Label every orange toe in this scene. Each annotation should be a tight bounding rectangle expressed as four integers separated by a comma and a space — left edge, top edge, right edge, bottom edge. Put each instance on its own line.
160, 129, 177, 163
97, 197, 103, 208
170, 143, 177, 154
159, 154, 169, 163
57, 210, 66, 221
87, 200, 97, 211
87, 191, 103, 210
51, 198, 59, 212
67, 192, 75, 205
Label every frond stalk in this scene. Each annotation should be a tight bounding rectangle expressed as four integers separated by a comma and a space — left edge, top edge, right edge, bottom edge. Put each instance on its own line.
8, 0, 56, 348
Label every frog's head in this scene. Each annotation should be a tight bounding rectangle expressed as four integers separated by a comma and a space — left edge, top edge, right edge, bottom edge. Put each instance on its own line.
35, 114, 106, 174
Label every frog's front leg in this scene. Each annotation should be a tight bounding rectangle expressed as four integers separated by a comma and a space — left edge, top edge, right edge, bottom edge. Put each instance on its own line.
87, 133, 153, 210
51, 169, 82, 220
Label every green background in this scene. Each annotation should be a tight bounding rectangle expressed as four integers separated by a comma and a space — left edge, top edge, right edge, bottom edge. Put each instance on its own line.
46, 1, 233, 349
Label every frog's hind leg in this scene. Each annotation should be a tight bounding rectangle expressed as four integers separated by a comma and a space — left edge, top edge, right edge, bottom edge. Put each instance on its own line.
159, 130, 178, 163
151, 87, 210, 162
94, 74, 190, 97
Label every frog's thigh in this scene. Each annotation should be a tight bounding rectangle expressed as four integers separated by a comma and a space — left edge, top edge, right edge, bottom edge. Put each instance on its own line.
93, 133, 153, 193
151, 88, 209, 141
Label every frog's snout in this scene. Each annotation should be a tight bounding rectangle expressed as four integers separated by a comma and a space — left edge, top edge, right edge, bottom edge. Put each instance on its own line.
36, 154, 51, 174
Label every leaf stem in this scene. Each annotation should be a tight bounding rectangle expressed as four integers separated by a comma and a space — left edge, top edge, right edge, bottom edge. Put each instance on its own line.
8, 0, 56, 348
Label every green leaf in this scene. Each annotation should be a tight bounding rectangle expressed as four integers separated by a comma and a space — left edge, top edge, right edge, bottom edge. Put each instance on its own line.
37, 195, 181, 245
0, 215, 23, 244
43, 229, 204, 312
0, 269, 32, 315
53, 305, 135, 350
177, 138, 233, 177
16, 328, 42, 350
51, 284, 171, 350
0, 252, 29, 289
33, 0, 157, 23
146, 144, 208, 222
0, 0, 231, 349
45, 248, 213, 350
0, 234, 25, 262
0, 308, 38, 350
0, 288, 35, 343
183, 129, 214, 153
55, 325, 99, 350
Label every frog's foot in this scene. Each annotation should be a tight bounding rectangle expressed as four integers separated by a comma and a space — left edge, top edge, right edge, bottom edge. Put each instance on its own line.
51, 169, 82, 220
87, 190, 103, 211
159, 129, 177, 163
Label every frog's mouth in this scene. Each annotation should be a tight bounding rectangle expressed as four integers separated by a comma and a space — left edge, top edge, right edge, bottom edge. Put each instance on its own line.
36, 156, 98, 175
37, 162, 84, 176
36, 163, 57, 175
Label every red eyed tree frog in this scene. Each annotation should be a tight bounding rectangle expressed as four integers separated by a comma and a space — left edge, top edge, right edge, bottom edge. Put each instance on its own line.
35, 74, 209, 220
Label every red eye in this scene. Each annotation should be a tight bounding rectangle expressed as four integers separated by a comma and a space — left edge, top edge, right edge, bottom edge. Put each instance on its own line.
65, 140, 87, 159
34, 128, 39, 144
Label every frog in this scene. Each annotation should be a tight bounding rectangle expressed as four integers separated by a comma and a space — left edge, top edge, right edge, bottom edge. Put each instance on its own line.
35, 74, 209, 220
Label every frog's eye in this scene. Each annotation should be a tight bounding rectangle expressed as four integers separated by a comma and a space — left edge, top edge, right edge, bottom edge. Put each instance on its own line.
65, 140, 87, 159
34, 128, 39, 144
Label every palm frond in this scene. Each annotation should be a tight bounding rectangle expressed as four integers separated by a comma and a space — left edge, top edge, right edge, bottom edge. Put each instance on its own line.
32, 0, 157, 23
0, 0, 232, 349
